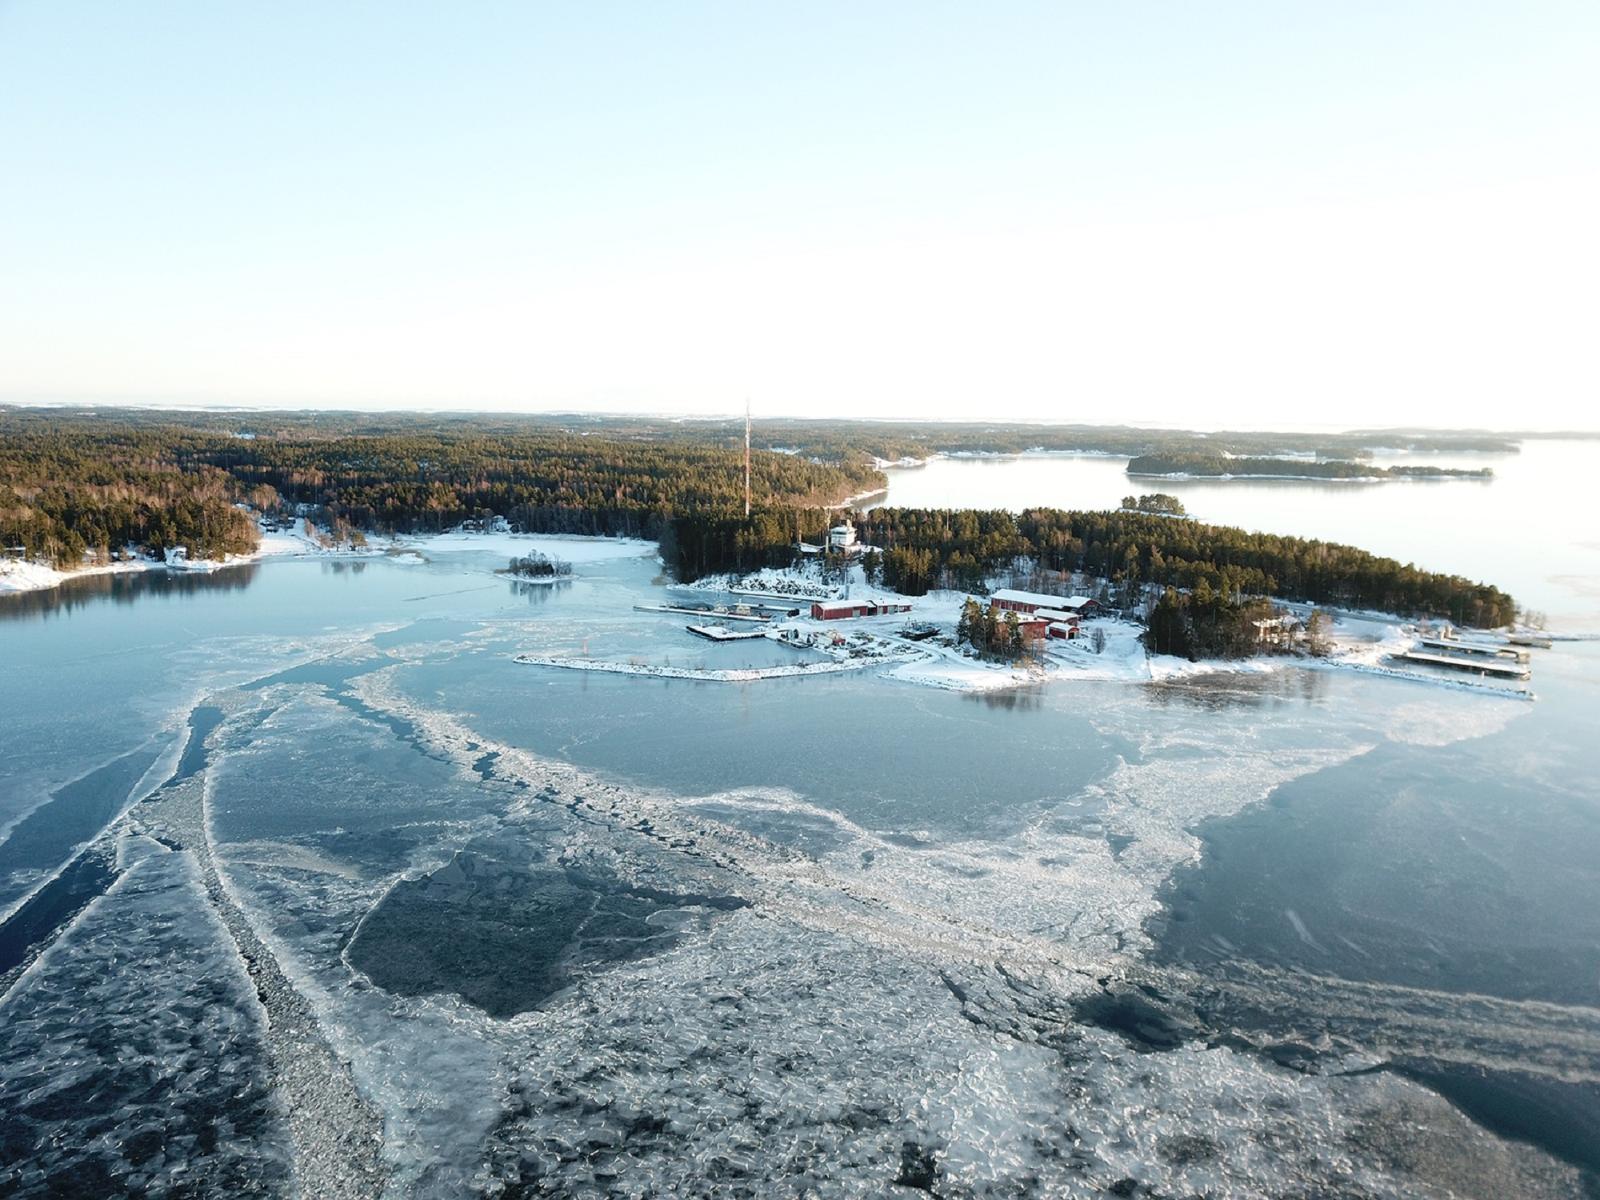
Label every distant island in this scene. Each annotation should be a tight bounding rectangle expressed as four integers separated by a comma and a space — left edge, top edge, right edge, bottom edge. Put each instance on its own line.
1126, 452, 1494, 481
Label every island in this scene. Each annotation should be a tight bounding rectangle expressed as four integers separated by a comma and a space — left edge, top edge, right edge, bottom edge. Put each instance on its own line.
1126, 452, 1494, 481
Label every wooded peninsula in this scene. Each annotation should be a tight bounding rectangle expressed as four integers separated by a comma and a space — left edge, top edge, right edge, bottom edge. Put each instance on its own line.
1, 406, 1517, 627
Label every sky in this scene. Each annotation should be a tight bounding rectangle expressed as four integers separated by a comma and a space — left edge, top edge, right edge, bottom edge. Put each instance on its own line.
1, 2, 1596, 429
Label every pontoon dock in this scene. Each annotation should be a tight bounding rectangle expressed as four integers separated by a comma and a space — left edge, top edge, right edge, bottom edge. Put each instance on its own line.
634, 604, 769, 622
1416, 637, 1529, 663
686, 623, 770, 641
1390, 649, 1531, 679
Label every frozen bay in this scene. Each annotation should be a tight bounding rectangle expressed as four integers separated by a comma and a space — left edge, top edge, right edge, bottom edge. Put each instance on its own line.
2, 474, 1598, 1196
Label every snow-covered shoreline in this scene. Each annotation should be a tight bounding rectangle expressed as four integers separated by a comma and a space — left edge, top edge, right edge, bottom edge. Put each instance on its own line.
0, 518, 378, 596
0, 521, 656, 597
681, 562, 1545, 700
0, 556, 157, 595
6, 522, 1546, 704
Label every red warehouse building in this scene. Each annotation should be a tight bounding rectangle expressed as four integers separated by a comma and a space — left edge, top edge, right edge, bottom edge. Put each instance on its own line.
811, 600, 913, 620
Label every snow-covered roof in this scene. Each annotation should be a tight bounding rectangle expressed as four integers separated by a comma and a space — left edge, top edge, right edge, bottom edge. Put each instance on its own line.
1034, 608, 1082, 623
989, 588, 1072, 608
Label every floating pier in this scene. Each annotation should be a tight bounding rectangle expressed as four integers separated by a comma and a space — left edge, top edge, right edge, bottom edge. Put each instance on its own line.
1416, 637, 1529, 663
1390, 649, 1531, 680
686, 623, 769, 641
634, 604, 769, 623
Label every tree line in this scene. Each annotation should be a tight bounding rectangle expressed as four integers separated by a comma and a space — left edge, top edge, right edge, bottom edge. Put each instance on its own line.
843, 507, 1515, 626
0, 411, 878, 568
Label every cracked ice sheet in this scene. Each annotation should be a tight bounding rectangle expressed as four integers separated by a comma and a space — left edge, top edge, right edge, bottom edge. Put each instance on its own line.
203, 688, 529, 1197
136, 641, 1534, 1198
474, 908, 1576, 1199
0, 839, 293, 1199
0, 621, 405, 843
328, 668, 1564, 1196
362, 667, 1382, 976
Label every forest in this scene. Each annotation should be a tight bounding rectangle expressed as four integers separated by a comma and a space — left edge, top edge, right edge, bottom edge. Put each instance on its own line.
2, 407, 1516, 626
656, 503, 1516, 626
0, 409, 878, 567
846, 507, 1516, 626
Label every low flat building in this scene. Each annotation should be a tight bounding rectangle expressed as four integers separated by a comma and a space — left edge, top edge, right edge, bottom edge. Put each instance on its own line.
989, 589, 1101, 616
988, 588, 1067, 613
1033, 606, 1082, 625
811, 599, 912, 620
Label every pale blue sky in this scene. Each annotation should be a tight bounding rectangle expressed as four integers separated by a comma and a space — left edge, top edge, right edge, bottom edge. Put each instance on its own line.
2, 2, 1596, 427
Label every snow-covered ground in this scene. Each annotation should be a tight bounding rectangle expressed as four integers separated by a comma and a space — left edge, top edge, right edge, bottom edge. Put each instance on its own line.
0, 555, 159, 594
687, 564, 839, 601
686, 562, 1536, 700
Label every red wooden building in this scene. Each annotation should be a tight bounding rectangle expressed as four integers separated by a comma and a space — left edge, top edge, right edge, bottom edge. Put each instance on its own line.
989, 589, 1100, 617
811, 599, 913, 620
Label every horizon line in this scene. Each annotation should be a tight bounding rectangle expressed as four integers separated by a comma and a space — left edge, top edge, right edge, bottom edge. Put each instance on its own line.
3, 397, 1596, 439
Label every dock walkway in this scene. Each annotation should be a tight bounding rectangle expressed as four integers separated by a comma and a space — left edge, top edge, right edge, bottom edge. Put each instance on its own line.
1416, 637, 1529, 662
634, 604, 769, 623
1390, 649, 1530, 679
686, 624, 769, 641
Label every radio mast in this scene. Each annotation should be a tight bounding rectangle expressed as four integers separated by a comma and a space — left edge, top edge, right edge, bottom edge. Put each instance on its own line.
743, 398, 752, 518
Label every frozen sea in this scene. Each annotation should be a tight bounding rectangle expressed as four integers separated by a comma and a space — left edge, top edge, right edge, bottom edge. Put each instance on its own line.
1, 441, 1599, 1198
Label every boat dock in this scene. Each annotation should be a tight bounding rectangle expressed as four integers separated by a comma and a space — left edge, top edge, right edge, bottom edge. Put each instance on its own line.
1508, 633, 1554, 649
1390, 649, 1531, 680
1416, 637, 1529, 663
686, 624, 770, 641
634, 604, 770, 623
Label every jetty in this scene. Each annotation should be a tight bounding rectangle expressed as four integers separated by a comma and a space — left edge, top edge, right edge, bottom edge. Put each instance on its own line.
1389, 649, 1531, 680
634, 603, 769, 623
1415, 637, 1529, 663
686, 623, 769, 641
